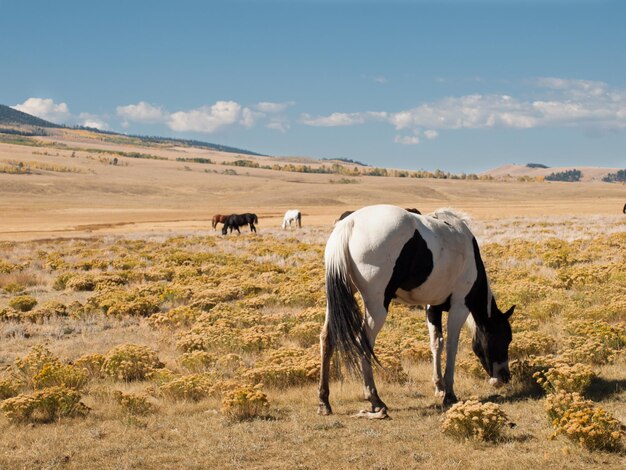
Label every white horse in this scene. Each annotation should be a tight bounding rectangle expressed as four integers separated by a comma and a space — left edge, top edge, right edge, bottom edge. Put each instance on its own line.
318, 205, 514, 417
282, 209, 302, 229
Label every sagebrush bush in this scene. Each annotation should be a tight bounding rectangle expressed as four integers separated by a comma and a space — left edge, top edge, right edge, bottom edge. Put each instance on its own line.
509, 330, 558, 359
534, 362, 595, 394
25, 300, 68, 323
12, 345, 61, 388
0, 377, 20, 399
102, 344, 164, 381
8, 295, 37, 312
442, 400, 509, 442
0, 386, 89, 423
159, 374, 215, 401
114, 390, 155, 416
244, 347, 319, 387
221, 384, 270, 421
74, 353, 106, 378
177, 351, 217, 373
545, 392, 624, 452
32, 362, 89, 390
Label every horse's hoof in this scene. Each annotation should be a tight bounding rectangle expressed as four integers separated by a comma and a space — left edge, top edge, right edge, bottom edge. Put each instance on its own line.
317, 404, 333, 416
443, 393, 458, 407
351, 407, 389, 420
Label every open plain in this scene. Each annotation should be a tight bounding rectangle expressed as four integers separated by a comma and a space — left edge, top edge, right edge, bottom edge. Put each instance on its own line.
0, 132, 625, 469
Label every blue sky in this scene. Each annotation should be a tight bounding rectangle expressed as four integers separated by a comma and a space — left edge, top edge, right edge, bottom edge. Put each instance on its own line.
2, 0, 626, 172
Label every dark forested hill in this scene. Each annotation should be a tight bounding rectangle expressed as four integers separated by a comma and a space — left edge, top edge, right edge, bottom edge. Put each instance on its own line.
0, 104, 61, 128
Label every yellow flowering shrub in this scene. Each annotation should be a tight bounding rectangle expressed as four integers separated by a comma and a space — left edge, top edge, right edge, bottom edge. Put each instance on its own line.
288, 321, 321, 347
65, 274, 96, 291
399, 339, 432, 363
509, 355, 560, 391
148, 306, 203, 330
0, 386, 89, 424
545, 392, 624, 452
509, 330, 558, 359
177, 351, 218, 373
561, 337, 618, 365
221, 384, 270, 421
442, 400, 509, 442
159, 373, 215, 401
114, 391, 155, 416
32, 363, 89, 391
374, 344, 408, 384
0, 377, 20, 399
102, 344, 164, 381
8, 295, 37, 312
534, 363, 595, 394
244, 347, 319, 387
12, 345, 61, 389
24, 300, 68, 323
73, 353, 106, 378
176, 322, 279, 353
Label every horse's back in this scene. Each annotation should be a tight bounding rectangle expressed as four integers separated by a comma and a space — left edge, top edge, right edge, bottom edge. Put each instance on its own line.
333, 204, 475, 305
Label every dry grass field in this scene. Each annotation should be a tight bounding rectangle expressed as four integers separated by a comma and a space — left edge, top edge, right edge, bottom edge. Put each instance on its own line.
0, 132, 625, 469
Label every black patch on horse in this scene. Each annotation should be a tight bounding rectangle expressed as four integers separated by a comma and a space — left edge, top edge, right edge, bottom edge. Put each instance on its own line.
384, 229, 434, 309
426, 294, 451, 334
464, 237, 489, 324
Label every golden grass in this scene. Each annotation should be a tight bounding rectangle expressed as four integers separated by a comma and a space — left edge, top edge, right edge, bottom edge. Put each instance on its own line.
0, 216, 623, 468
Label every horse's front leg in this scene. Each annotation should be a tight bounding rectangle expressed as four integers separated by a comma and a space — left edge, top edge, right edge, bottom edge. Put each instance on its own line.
442, 305, 470, 406
426, 305, 445, 397
318, 314, 334, 415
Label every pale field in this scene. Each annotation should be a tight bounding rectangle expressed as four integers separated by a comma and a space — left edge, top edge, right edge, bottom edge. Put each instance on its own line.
0, 132, 624, 241
0, 134, 624, 469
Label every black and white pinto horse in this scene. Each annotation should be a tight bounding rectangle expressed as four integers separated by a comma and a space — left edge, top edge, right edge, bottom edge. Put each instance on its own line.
282, 209, 302, 229
319, 205, 514, 417
222, 213, 258, 235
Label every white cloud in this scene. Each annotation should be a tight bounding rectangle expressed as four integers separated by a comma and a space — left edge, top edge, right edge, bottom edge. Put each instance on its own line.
373, 76, 388, 84
12, 97, 71, 123
255, 101, 294, 113
303, 78, 626, 136
394, 135, 420, 145
116, 102, 165, 123
167, 101, 242, 133
79, 113, 109, 130
240, 107, 262, 128
267, 119, 290, 133
300, 112, 366, 127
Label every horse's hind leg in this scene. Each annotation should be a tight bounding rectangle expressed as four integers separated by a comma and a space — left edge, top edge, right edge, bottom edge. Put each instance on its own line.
250, 223, 256, 233
426, 305, 445, 397
359, 301, 388, 417
318, 314, 334, 415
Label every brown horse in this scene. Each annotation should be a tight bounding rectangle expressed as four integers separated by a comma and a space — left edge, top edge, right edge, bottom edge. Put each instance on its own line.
212, 214, 230, 229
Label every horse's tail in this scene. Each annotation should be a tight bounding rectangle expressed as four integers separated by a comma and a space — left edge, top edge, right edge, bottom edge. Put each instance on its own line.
297, 212, 302, 228
254, 214, 259, 224
211, 217, 217, 229
324, 219, 376, 373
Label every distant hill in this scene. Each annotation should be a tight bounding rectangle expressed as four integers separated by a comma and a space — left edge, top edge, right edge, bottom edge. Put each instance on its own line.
0, 103, 263, 156
483, 164, 621, 182
0, 104, 62, 128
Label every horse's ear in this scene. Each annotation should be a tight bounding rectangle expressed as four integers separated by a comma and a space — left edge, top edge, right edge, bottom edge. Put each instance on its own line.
504, 305, 515, 319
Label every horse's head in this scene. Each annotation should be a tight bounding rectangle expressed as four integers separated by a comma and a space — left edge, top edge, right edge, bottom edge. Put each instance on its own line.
472, 302, 514, 387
